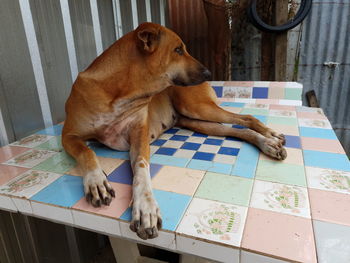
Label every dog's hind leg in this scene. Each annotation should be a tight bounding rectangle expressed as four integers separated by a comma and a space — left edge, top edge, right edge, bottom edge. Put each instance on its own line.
171, 84, 285, 144
176, 116, 287, 160
128, 118, 162, 240
62, 134, 115, 207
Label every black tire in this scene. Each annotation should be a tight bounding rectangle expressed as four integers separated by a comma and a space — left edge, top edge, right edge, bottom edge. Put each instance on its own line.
247, 0, 312, 33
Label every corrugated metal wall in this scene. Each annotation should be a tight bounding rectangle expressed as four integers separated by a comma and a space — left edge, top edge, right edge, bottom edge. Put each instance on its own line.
0, 0, 167, 147
298, 0, 350, 155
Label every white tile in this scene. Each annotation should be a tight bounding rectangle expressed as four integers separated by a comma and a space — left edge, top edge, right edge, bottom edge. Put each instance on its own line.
150, 146, 160, 155
296, 106, 324, 114
158, 133, 172, 140
298, 118, 332, 129
173, 149, 196, 159
162, 140, 184, 149
0, 170, 62, 198
313, 220, 350, 263
0, 194, 17, 212
213, 154, 236, 165
186, 137, 206, 144
176, 129, 194, 136
4, 149, 57, 168
119, 220, 176, 250
222, 140, 242, 148
250, 180, 311, 218
269, 109, 297, 118
241, 251, 289, 263
279, 99, 302, 106
31, 201, 73, 224
198, 144, 220, 153
305, 166, 350, 195
11, 134, 53, 148
72, 210, 120, 236
176, 198, 248, 247
12, 197, 32, 214
176, 234, 239, 263
207, 135, 224, 140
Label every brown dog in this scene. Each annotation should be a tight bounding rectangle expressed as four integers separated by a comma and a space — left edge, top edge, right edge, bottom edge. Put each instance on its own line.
62, 22, 286, 240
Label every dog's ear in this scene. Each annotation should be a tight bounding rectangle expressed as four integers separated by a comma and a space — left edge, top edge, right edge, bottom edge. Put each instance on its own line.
137, 25, 160, 53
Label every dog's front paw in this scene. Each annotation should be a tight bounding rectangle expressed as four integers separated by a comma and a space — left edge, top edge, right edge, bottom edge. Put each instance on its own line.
264, 128, 286, 145
259, 137, 287, 160
84, 170, 115, 207
130, 192, 162, 240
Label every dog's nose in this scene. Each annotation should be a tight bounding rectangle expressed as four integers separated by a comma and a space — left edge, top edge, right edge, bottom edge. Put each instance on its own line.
203, 69, 211, 81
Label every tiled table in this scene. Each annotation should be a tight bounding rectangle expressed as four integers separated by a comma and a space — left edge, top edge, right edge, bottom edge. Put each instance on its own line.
0, 82, 349, 263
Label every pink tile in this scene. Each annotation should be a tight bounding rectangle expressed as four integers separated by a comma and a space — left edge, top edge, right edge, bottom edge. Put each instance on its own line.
268, 88, 285, 99
309, 188, 350, 227
301, 137, 345, 154
269, 104, 296, 111
0, 146, 29, 163
68, 157, 124, 176
152, 167, 205, 195
267, 123, 299, 136
297, 111, 327, 120
73, 182, 132, 218
260, 148, 303, 165
256, 99, 279, 104
242, 208, 317, 263
270, 82, 287, 88
223, 81, 254, 87
0, 164, 29, 185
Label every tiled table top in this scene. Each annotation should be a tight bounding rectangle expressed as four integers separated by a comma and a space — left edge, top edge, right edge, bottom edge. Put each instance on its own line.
0, 82, 350, 263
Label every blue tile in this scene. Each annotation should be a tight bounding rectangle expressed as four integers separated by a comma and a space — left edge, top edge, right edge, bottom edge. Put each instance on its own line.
192, 152, 215, 161
120, 190, 191, 231
192, 132, 208, 138
218, 147, 240, 156
220, 102, 245, 108
108, 161, 162, 185
300, 127, 338, 140
204, 138, 223, 146
170, 135, 189, 141
187, 159, 213, 170
252, 87, 268, 98
150, 154, 189, 167
88, 142, 130, 159
231, 143, 260, 178
207, 163, 232, 175
303, 150, 350, 172
164, 128, 179, 134
181, 142, 201, 151
151, 139, 166, 146
31, 175, 84, 207
253, 115, 267, 124
36, 124, 63, 136
155, 147, 177, 156
285, 135, 301, 148
212, 86, 223, 97
232, 124, 246, 129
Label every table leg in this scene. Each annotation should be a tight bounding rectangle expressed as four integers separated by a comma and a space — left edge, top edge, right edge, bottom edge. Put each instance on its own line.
109, 236, 140, 263
180, 254, 217, 263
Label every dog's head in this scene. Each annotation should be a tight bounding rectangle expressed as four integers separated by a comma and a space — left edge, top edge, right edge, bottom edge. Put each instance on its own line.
135, 23, 211, 86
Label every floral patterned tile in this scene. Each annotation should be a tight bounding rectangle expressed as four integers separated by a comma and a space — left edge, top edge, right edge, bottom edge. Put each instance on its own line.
0, 164, 29, 185
4, 149, 57, 168
11, 134, 53, 148
298, 118, 332, 129
223, 86, 253, 99
34, 152, 76, 174
250, 180, 311, 218
176, 197, 248, 247
0, 170, 62, 198
305, 166, 350, 195
0, 146, 30, 163
35, 136, 63, 152
269, 109, 297, 118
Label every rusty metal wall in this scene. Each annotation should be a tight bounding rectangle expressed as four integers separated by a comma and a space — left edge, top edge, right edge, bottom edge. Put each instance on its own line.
298, 0, 350, 155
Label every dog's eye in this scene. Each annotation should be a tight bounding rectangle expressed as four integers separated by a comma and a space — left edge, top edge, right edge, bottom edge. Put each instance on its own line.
174, 47, 183, 55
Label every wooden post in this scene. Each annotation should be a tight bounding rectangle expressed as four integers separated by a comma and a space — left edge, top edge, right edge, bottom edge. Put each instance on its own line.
274, 0, 289, 81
